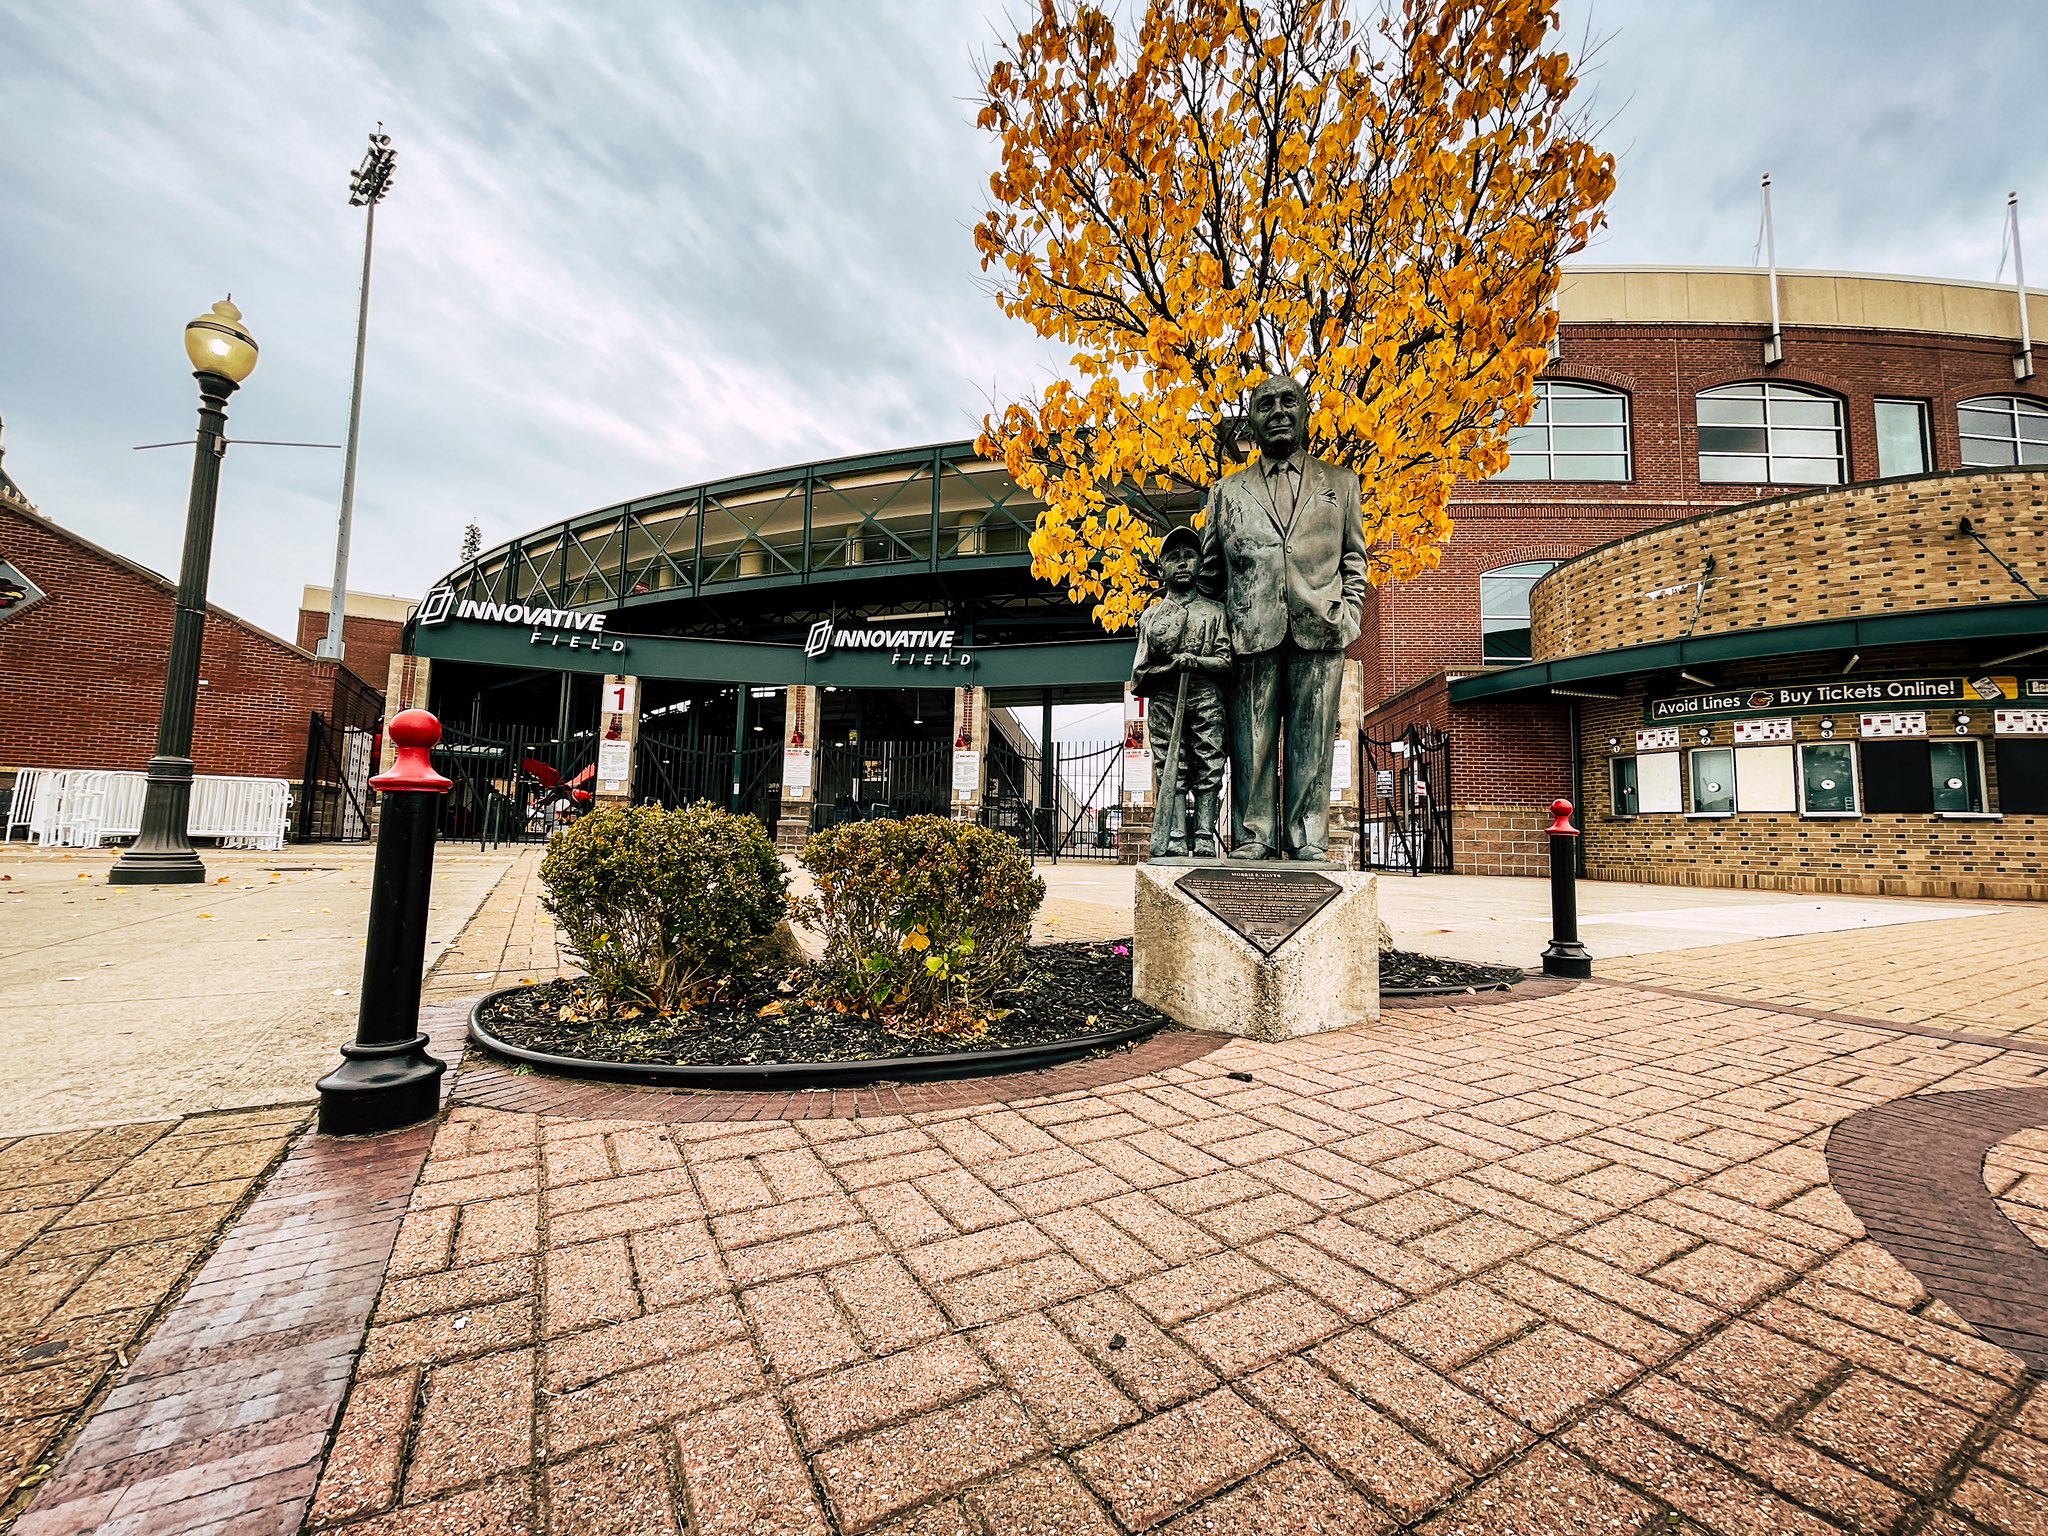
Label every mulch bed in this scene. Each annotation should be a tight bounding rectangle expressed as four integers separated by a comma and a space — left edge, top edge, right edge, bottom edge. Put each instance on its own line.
474, 941, 1166, 1068
475, 940, 1527, 1070
1380, 949, 1524, 994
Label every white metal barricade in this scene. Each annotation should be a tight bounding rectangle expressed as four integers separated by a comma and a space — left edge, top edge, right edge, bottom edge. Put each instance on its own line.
22, 770, 290, 851
3, 768, 54, 842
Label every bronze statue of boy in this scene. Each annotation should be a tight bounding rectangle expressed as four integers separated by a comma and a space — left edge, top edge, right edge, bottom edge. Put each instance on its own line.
1131, 525, 1231, 857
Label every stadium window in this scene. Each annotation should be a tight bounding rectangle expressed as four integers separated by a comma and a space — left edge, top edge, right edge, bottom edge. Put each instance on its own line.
1874, 399, 1932, 476
1798, 741, 1859, 816
1957, 394, 2048, 467
1610, 757, 1639, 816
1697, 382, 1845, 484
1497, 381, 1631, 481
1479, 561, 1561, 664
1688, 747, 1735, 815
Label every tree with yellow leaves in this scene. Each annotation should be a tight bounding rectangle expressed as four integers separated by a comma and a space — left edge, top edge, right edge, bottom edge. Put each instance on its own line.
974, 0, 1615, 632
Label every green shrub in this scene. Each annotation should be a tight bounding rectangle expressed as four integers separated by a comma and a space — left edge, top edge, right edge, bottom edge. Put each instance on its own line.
797, 815, 1044, 1032
540, 803, 788, 1013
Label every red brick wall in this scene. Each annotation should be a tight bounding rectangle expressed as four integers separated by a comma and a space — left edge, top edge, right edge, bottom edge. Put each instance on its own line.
0, 502, 339, 778
1359, 321, 2048, 706
294, 606, 405, 697
1361, 674, 1573, 876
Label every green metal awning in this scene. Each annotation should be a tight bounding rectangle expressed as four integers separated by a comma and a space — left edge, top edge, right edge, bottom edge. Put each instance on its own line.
1449, 600, 2048, 703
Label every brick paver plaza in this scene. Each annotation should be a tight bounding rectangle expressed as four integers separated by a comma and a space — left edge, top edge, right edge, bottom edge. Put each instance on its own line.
2, 849, 2045, 1535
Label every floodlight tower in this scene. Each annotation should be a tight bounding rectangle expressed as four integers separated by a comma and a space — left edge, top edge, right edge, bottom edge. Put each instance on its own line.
318, 126, 397, 660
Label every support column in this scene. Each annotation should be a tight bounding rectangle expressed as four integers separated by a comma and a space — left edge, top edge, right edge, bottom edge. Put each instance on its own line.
594, 675, 639, 808
371, 654, 432, 835
1119, 685, 1152, 864
729, 686, 749, 812
776, 684, 822, 851
1326, 658, 1366, 869
378, 654, 433, 777
950, 685, 989, 822
1038, 689, 1056, 854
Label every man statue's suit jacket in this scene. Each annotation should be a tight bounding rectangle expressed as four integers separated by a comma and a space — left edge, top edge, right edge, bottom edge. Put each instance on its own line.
1195, 452, 1369, 654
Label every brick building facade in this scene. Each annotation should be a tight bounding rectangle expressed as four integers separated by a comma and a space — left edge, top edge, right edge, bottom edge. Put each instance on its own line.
292, 585, 412, 701
0, 484, 374, 792
1358, 266, 2048, 891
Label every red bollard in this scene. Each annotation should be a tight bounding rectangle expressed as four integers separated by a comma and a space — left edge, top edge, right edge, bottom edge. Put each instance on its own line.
317, 709, 454, 1134
1540, 798, 1592, 979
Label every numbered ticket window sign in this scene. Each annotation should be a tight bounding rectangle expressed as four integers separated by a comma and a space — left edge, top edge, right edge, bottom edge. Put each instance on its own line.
1732, 717, 1793, 745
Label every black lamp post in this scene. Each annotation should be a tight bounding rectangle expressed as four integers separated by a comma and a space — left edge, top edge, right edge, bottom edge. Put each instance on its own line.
110, 299, 260, 886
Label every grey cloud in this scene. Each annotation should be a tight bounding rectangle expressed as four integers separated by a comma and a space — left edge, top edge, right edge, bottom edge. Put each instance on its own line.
2, 0, 2042, 638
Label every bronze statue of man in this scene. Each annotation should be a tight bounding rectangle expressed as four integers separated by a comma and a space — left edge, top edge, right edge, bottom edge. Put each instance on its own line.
1197, 375, 1368, 861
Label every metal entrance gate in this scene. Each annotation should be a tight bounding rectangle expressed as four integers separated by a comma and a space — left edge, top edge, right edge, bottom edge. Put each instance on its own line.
808, 740, 950, 831
636, 726, 781, 828
431, 723, 596, 847
983, 737, 1124, 862
1359, 724, 1452, 874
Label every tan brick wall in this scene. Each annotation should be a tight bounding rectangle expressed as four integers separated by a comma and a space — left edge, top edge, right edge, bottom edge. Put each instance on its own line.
1530, 468, 2048, 660
1574, 655, 2046, 901
1450, 804, 1552, 877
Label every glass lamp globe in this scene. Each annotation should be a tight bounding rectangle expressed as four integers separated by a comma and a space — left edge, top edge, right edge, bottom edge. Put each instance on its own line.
183, 298, 260, 383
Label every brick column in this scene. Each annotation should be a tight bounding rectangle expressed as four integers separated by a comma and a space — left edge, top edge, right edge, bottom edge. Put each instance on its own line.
950, 685, 989, 822
1326, 658, 1365, 869
1119, 684, 1152, 863
775, 684, 821, 851
378, 654, 431, 777
372, 654, 432, 836
594, 675, 640, 808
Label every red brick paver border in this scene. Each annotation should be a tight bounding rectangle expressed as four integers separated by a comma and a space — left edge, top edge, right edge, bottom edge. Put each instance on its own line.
11, 1004, 470, 1536
11, 1121, 438, 1536
1826, 1086, 2048, 1373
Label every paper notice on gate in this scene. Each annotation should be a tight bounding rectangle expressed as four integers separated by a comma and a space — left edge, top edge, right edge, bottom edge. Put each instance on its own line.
1124, 747, 1152, 805
597, 739, 631, 791
952, 749, 982, 800
783, 747, 814, 794
1329, 737, 1352, 796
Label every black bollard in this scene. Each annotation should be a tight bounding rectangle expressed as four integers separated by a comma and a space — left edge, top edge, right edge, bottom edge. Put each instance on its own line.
317, 709, 453, 1134
1540, 797, 1593, 979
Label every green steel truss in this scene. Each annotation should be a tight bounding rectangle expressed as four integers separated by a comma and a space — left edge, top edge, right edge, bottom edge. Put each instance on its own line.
433, 441, 1197, 621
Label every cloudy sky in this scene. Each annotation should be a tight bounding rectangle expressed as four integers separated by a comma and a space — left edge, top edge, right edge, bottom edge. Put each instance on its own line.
2, 0, 2042, 640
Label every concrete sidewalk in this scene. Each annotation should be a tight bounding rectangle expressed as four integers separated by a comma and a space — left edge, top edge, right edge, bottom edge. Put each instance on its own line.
5, 847, 2046, 1536
0, 843, 516, 1136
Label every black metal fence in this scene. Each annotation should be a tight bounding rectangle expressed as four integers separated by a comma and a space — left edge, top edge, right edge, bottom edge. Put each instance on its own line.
294, 675, 384, 843
431, 723, 597, 847
1359, 723, 1452, 873
807, 740, 951, 831
637, 725, 782, 828
983, 736, 1125, 862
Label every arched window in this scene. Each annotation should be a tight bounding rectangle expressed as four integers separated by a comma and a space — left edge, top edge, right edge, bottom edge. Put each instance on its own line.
1957, 395, 2048, 466
1498, 381, 1631, 481
1481, 561, 1560, 664
1697, 382, 1844, 485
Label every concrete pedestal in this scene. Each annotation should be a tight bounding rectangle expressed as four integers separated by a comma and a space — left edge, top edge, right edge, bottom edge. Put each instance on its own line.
1133, 865, 1380, 1042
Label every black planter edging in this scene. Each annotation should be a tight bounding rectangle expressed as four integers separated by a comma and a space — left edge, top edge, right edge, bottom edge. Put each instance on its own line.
1380, 978, 1520, 998
466, 987, 1171, 1091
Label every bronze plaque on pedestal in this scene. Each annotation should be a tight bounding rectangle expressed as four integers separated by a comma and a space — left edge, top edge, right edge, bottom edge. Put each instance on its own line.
1177, 867, 1341, 956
